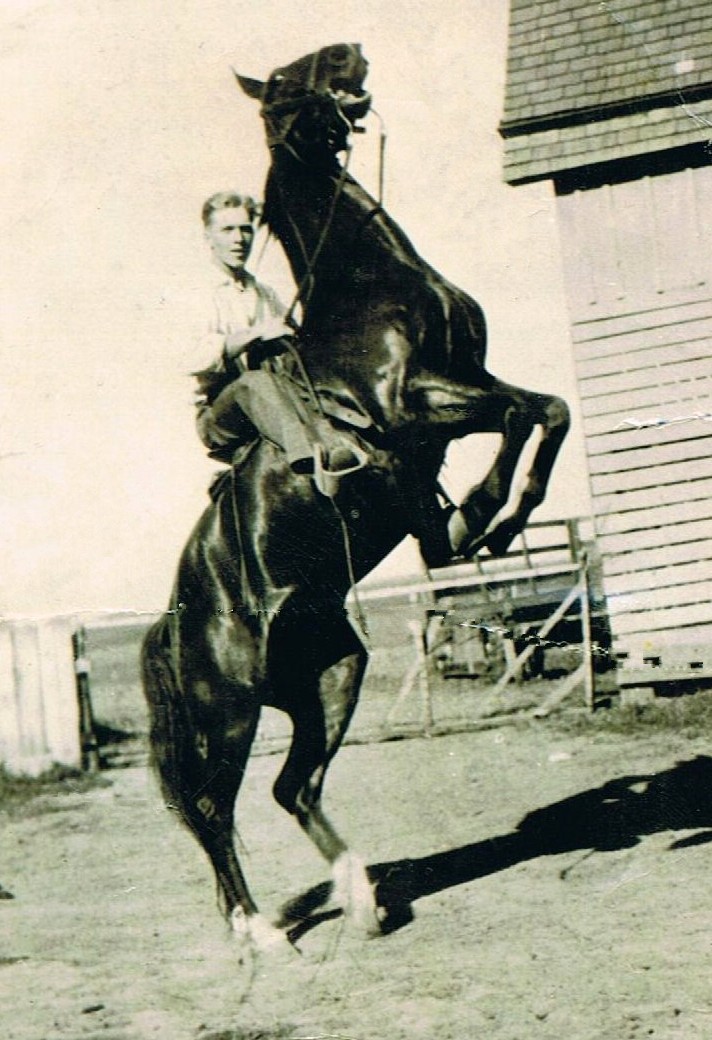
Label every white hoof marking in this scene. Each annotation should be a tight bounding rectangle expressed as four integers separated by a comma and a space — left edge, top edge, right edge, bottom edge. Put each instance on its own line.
230, 907, 293, 955
332, 852, 381, 937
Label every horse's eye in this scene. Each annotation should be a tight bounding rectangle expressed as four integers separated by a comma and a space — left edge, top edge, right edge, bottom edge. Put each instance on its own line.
329, 45, 350, 66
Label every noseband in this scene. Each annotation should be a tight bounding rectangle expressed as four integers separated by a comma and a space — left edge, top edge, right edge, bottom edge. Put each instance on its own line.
260, 89, 361, 156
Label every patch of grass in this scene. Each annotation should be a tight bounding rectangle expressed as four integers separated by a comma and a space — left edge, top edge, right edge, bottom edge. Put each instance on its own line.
0, 762, 109, 817
550, 686, 712, 740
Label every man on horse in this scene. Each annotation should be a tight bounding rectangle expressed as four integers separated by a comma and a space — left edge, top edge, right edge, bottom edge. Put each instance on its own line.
143, 46, 571, 954
193, 190, 367, 493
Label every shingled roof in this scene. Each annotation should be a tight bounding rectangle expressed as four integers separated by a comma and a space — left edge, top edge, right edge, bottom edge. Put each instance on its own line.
501, 0, 712, 183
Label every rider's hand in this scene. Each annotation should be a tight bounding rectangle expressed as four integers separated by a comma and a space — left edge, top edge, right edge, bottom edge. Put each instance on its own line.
258, 317, 296, 341
224, 320, 294, 360
224, 329, 255, 358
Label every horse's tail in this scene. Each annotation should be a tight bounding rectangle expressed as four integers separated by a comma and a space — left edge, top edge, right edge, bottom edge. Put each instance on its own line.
141, 617, 191, 823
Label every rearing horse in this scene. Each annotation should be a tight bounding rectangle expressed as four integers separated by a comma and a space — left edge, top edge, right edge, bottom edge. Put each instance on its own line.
142, 43, 568, 953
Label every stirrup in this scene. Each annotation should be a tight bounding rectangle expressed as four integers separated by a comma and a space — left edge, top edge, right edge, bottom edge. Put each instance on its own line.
313, 443, 369, 498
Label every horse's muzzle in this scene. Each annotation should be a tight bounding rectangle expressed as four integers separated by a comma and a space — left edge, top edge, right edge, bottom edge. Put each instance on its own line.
335, 90, 372, 123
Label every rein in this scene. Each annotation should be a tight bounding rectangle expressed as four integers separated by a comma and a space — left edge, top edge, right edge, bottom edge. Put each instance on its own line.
256, 83, 391, 641
282, 144, 353, 327
369, 106, 388, 207
265, 96, 387, 323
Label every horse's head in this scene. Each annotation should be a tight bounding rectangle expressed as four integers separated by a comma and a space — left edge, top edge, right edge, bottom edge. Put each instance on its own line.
236, 44, 371, 164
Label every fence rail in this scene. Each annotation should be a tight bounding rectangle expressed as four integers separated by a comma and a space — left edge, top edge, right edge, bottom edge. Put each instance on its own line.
0, 519, 603, 774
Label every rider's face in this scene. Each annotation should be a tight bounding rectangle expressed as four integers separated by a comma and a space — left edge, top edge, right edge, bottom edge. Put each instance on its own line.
205, 206, 256, 272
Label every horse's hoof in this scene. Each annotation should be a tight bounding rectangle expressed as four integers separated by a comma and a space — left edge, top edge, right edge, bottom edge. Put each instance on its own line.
230, 908, 297, 957
418, 528, 455, 570
459, 532, 488, 560
485, 521, 517, 557
331, 852, 382, 938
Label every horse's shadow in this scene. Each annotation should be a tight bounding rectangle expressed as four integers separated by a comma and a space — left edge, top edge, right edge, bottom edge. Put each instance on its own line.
279, 754, 712, 942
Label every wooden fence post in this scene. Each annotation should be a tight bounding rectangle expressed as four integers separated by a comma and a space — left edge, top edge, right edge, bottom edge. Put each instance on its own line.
72, 626, 100, 773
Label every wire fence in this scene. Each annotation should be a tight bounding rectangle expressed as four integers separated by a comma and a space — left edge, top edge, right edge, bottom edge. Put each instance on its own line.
84, 596, 591, 771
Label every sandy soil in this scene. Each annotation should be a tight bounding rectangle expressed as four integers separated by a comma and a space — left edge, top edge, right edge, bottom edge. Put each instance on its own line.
2, 719, 712, 1040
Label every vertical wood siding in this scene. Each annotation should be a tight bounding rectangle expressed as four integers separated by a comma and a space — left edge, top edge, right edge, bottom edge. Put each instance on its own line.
0, 618, 81, 775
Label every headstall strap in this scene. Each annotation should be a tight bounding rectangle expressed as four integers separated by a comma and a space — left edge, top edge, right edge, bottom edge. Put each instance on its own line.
307, 48, 320, 91
283, 143, 353, 327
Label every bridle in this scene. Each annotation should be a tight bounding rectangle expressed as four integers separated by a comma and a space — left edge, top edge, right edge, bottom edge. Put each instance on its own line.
259, 88, 359, 161
259, 83, 360, 326
258, 75, 386, 321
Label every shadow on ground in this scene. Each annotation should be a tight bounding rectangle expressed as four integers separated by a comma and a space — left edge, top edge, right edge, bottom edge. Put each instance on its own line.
279, 754, 712, 940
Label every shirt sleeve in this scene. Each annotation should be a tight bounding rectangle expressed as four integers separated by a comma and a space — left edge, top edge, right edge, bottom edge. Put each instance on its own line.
188, 280, 291, 394
190, 331, 227, 375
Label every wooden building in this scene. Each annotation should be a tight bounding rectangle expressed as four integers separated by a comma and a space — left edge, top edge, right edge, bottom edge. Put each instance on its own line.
501, 1, 712, 685
0, 618, 82, 775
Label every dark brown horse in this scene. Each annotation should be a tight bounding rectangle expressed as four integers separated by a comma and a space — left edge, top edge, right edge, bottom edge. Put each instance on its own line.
142, 43, 568, 953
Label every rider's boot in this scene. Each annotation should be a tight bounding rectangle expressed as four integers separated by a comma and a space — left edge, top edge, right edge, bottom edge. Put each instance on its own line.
312, 428, 369, 498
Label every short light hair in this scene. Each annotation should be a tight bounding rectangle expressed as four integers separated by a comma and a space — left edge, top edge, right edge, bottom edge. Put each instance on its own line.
201, 192, 261, 227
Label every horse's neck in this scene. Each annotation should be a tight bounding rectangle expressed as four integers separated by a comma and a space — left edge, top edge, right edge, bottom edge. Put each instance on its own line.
265, 150, 426, 285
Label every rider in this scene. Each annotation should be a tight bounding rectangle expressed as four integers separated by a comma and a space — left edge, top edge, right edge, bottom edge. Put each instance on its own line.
193, 191, 366, 491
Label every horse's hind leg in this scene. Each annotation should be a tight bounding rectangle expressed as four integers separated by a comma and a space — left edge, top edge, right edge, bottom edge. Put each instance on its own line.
142, 616, 290, 953
268, 608, 382, 936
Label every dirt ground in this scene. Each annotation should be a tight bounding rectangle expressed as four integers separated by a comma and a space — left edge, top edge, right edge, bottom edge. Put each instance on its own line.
2, 713, 712, 1040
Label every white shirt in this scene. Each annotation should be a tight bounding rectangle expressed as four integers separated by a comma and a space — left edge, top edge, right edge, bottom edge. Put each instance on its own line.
191, 272, 289, 375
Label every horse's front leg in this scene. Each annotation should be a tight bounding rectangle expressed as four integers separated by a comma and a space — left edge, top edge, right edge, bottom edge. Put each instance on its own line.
471, 380, 570, 557
407, 374, 533, 555
447, 400, 535, 556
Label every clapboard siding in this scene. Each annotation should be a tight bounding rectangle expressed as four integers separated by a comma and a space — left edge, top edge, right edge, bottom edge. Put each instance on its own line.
611, 601, 712, 638
577, 330, 712, 380
575, 314, 712, 367
617, 624, 712, 651
582, 399, 710, 436
588, 434, 712, 477
588, 423, 712, 459
595, 474, 712, 517
596, 497, 712, 537
582, 373, 712, 419
581, 353, 711, 400
604, 558, 712, 598
602, 538, 712, 577
608, 578, 712, 619
577, 357, 710, 405
591, 455, 712, 496
573, 297, 712, 352
553, 150, 712, 660
598, 516, 712, 555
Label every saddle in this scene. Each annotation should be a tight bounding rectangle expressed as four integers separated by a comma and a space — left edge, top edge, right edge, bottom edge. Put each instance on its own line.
199, 335, 374, 495
203, 361, 452, 566
196, 335, 374, 430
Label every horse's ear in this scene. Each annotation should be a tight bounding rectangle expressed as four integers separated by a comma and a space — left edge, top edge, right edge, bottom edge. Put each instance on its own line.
234, 71, 265, 100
